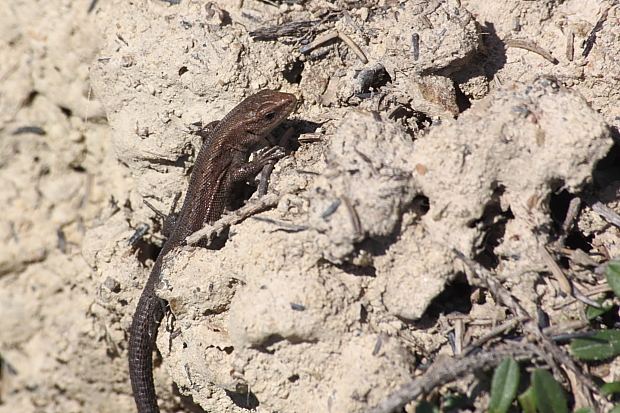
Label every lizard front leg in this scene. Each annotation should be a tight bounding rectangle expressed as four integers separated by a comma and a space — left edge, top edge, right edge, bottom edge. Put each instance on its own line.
230, 146, 286, 182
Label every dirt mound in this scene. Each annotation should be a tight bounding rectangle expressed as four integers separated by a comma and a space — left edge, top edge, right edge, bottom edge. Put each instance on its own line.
1, 1, 619, 412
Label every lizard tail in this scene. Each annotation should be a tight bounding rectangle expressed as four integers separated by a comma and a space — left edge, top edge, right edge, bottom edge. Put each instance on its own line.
128, 268, 164, 413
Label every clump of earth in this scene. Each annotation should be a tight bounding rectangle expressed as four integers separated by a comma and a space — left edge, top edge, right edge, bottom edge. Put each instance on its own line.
0, 1, 618, 412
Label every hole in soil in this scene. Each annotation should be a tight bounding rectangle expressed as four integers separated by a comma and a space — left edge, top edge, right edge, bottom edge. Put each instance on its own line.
425, 275, 473, 319
549, 189, 572, 229
453, 80, 471, 113
474, 208, 514, 269
23, 90, 38, 106
564, 231, 593, 253
596, 303, 620, 329
283, 60, 304, 84
336, 261, 377, 277
226, 390, 259, 410
360, 304, 368, 324
134, 238, 160, 265
254, 335, 284, 352
469, 185, 514, 269
411, 195, 430, 216
176, 388, 208, 413
59, 106, 73, 117
593, 137, 620, 189
387, 104, 433, 136
549, 189, 593, 252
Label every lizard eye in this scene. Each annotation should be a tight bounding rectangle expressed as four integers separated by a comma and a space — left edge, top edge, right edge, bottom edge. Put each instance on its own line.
264, 112, 276, 122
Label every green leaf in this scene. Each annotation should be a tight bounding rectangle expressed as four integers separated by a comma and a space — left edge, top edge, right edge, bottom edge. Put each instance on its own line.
518, 386, 537, 413
489, 358, 520, 413
415, 400, 439, 413
586, 297, 612, 320
574, 408, 595, 413
601, 382, 620, 395
531, 369, 568, 413
570, 330, 620, 360
442, 393, 468, 409
606, 261, 620, 298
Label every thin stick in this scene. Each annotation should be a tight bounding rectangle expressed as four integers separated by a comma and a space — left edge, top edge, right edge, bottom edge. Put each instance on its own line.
342, 10, 364, 34
582, 6, 611, 58
506, 39, 559, 64
342, 196, 363, 237
586, 196, 620, 228
278, 127, 295, 150
461, 315, 527, 355
366, 347, 536, 413
453, 249, 599, 393
539, 244, 573, 295
556, 197, 581, 246
338, 31, 368, 63
257, 163, 274, 198
251, 216, 308, 231
566, 30, 574, 62
300, 32, 339, 54
553, 284, 611, 310
186, 194, 279, 245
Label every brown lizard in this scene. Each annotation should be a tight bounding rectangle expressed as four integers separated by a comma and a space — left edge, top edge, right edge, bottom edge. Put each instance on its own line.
128, 90, 297, 413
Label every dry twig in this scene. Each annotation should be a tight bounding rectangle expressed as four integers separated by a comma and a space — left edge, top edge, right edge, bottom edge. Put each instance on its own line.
586, 195, 620, 228
186, 193, 279, 245
366, 347, 536, 413
506, 39, 559, 64
249, 20, 318, 41
453, 249, 599, 393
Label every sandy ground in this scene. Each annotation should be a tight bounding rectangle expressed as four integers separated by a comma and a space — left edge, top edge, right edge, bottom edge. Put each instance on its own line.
1, 0, 619, 412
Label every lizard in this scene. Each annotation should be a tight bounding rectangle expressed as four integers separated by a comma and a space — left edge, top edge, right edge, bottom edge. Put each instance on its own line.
128, 89, 297, 413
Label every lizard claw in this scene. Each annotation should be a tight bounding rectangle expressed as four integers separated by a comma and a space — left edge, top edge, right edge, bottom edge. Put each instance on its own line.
256, 146, 286, 165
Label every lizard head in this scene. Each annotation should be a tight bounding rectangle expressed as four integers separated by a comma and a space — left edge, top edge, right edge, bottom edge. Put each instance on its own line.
231, 90, 297, 147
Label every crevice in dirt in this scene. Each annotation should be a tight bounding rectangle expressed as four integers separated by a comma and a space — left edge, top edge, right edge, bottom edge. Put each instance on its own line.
283, 60, 304, 84
387, 104, 433, 137
425, 277, 474, 320
410, 195, 430, 217
335, 258, 377, 277
59, 106, 73, 118
564, 231, 593, 253
593, 140, 620, 189
225, 390, 259, 410
478, 21, 507, 80
469, 186, 513, 269
452, 78, 472, 113
133, 238, 161, 266
149, 153, 193, 169
550, 189, 575, 230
